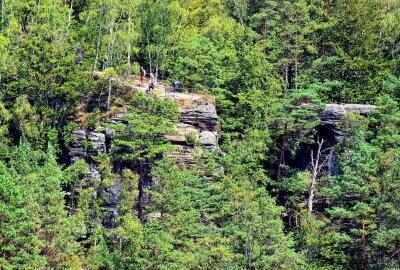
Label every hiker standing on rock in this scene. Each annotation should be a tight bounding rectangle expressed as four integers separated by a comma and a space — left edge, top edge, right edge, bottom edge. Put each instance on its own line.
173, 79, 179, 92
148, 73, 155, 94
102, 57, 109, 71
140, 66, 146, 85
149, 72, 156, 91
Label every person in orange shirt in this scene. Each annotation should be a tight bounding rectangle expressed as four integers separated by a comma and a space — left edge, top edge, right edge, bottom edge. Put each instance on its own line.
140, 66, 146, 85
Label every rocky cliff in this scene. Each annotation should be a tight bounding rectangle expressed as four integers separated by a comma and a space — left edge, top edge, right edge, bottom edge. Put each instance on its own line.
68, 91, 219, 164
319, 103, 376, 143
290, 103, 376, 171
67, 90, 219, 224
67, 92, 377, 224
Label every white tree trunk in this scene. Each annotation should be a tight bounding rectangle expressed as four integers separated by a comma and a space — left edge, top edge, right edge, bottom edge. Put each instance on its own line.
307, 138, 325, 214
93, 20, 103, 74
146, 31, 152, 73
67, 0, 74, 30
107, 75, 112, 110
1, 0, 4, 32
233, 0, 244, 25
127, 6, 132, 75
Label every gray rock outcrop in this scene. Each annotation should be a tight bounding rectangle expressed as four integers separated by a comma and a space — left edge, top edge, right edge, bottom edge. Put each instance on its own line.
320, 104, 376, 126
69, 129, 107, 163
319, 104, 376, 142
66, 92, 220, 225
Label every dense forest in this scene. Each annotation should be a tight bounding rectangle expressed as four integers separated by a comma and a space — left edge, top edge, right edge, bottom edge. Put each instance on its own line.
0, 0, 399, 269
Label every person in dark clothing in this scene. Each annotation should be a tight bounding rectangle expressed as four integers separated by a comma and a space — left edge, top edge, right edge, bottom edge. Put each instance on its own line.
102, 58, 109, 71
147, 73, 155, 94
173, 79, 179, 92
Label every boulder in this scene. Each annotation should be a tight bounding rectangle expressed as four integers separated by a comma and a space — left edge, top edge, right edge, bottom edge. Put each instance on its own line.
199, 131, 219, 149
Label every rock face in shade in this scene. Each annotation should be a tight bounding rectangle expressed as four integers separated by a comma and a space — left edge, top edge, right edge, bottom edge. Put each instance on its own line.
66, 91, 220, 226
290, 103, 377, 171
318, 104, 376, 143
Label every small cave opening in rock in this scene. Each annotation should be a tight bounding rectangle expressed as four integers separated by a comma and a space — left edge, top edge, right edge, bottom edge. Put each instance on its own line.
288, 124, 340, 171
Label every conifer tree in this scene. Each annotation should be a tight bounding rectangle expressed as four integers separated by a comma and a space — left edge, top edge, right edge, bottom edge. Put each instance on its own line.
106, 92, 178, 217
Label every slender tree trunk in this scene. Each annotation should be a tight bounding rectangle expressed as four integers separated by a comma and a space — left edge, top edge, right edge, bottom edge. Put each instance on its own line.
294, 55, 298, 91
93, 17, 103, 74
172, 16, 183, 55
127, 6, 132, 75
138, 159, 144, 220
307, 138, 325, 214
49, 236, 54, 269
107, 75, 112, 110
244, 222, 252, 270
284, 66, 289, 97
146, 31, 152, 73
277, 136, 286, 180
294, 17, 299, 91
362, 222, 365, 241
1, 0, 4, 32
155, 44, 160, 80
233, 0, 244, 25
36, 0, 40, 18
105, 9, 123, 108
67, 0, 73, 30
261, 17, 267, 40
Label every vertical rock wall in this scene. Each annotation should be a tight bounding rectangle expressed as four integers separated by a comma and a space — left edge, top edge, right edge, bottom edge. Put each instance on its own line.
67, 92, 220, 225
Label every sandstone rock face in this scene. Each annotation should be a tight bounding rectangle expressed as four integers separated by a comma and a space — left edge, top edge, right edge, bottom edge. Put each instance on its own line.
199, 131, 219, 149
67, 92, 220, 225
319, 104, 376, 142
320, 104, 376, 126
68, 129, 88, 163
87, 132, 107, 155
180, 103, 218, 131
169, 92, 219, 147
69, 129, 107, 163
166, 92, 220, 164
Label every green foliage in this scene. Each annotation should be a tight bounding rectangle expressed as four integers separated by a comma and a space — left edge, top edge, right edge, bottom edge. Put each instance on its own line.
273, 88, 323, 155
312, 97, 400, 268
0, 139, 84, 269
0, 102, 11, 160
216, 141, 306, 269
106, 92, 178, 162
0, 0, 399, 269
299, 214, 351, 270
169, 33, 222, 91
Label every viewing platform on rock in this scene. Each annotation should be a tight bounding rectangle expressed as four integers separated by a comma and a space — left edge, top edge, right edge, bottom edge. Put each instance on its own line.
71, 74, 220, 166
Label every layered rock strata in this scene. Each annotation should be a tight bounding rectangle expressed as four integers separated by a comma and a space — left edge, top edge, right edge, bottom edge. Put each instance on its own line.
319, 104, 376, 142
67, 91, 219, 224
